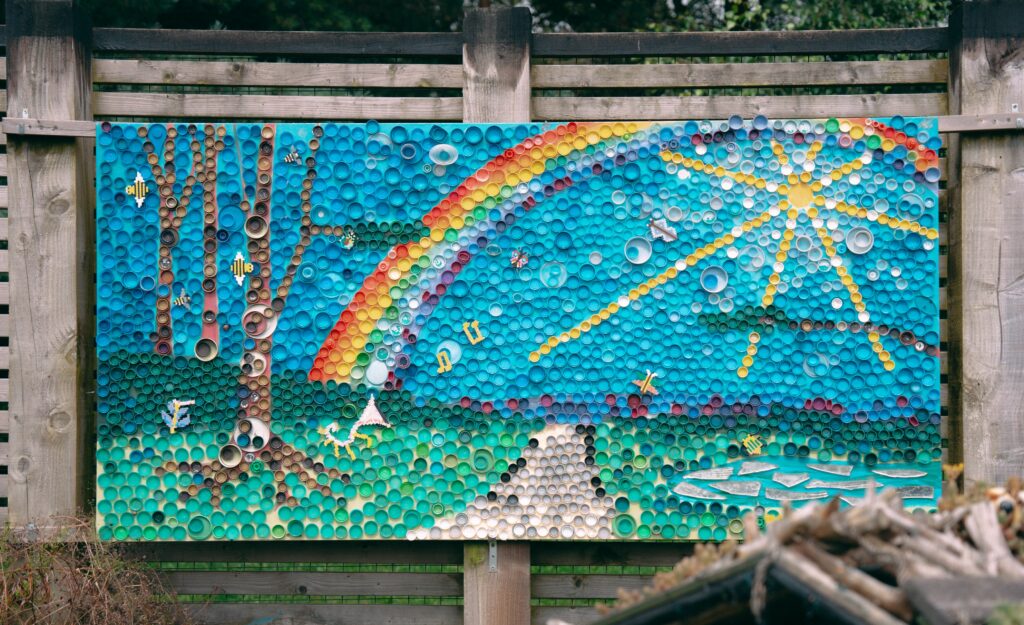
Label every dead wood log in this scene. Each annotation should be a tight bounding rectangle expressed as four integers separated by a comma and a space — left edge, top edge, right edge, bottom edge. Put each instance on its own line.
773, 549, 910, 625
963, 501, 1024, 579
792, 541, 914, 621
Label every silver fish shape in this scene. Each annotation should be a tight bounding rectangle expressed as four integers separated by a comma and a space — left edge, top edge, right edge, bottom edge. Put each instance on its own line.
709, 481, 761, 497
684, 467, 733, 480
672, 481, 726, 500
737, 461, 777, 476
772, 472, 810, 488
840, 496, 863, 507
766, 488, 829, 501
807, 463, 853, 476
871, 468, 927, 479
896, 486, 935, 500
806, 479, 871, 491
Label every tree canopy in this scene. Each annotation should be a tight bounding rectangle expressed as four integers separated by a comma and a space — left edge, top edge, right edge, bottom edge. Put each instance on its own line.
76, 0, 949, 32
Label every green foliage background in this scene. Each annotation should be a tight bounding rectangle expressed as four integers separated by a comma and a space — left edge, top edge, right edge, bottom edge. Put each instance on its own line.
63, 0, 950, 32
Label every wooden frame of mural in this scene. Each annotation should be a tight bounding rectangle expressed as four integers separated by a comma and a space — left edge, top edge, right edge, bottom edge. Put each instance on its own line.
95, 117, 942, 541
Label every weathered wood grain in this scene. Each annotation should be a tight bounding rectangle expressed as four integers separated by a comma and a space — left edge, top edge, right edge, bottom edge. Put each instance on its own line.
6, 0, 94, 525
948, 0, 1024, 483
532, 574, 651, 599
185, 603, 463, 625
93, 59, 464, 89
93, 93, 463, 120
93, 28, 463, 57
0, 154, 7, 177
531, 542, 693, 567
533, 606, 601, 625
533, 93, 948, 120
464, 542, 530, 625
0, 186, 7, 208
2, 118, 95, 137
462, 7, 532, 123
532, 27, 948, 57
164, 571, 463, 596
532, 59, 948, 88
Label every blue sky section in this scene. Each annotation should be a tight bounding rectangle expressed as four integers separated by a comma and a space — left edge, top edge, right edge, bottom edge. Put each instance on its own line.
97, 120, 940, 421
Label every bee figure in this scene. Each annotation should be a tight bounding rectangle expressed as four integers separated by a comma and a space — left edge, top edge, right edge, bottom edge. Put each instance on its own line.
284, 147, 302, 165
230, 251, 254, 286
172, 288, 192, 309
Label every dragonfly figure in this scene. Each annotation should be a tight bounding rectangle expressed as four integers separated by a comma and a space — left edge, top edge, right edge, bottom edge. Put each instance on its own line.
161, 399, 196, 434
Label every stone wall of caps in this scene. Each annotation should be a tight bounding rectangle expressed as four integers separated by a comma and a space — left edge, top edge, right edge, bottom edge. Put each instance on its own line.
95, 118, 942, 541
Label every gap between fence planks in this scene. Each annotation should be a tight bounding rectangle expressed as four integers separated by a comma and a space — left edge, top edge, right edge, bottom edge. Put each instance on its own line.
533, 59, 948, 89
93, 28, 464, 57
93, 59, 464, 89
534, 93, 948, 120
93, 92, 464, 120
532, 27, 949, 57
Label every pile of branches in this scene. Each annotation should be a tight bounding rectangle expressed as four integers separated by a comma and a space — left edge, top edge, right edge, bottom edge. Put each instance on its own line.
598, 471, 1024, 624
0, 516, 193, 625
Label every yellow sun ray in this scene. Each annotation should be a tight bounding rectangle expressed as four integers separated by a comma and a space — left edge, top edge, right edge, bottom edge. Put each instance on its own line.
528, 209, 778, 363
831, 200, 939, 240
808, 218, 895, 371
660, 150, 772, 189
737, 206, 797, 379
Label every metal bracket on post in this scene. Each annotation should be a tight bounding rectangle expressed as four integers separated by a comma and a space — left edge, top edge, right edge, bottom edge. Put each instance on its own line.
488, 540, 498, 572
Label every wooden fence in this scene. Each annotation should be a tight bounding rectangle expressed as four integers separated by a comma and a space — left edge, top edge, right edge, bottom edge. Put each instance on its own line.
1, 1, 1022, 624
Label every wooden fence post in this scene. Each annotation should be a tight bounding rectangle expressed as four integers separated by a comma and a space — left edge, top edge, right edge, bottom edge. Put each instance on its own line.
5, 0, 94, 525
948, 0, 1024, 486
462, 7, 532, 625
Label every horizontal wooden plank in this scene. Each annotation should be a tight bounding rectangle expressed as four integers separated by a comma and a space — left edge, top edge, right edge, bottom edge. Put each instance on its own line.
0, 217, 6, 240
126, 541, 464, 563
165, 571, 462, 596
0, 440, 6, 465
0, 154, 7, 177
0, 186, 7, 209
0, 378, 9, 403
533, 59, 948, 89
0, 409, 7, 431
0, 281, 8, 305
533, 574, 650, 599
93, 28, 463, 57
94, 59, 463, 89
0, 346, 8, 369
0, 57, 5, 81
534, 606, 601, 625
533, 93, 948, 120
937, 113, 1024, 132
186, 603, 462, 625
532, 27, 949, 57
94, 93, 463, 120
531, 543, 692, 567
0, 475, 6, 499
2, 118, 93, 137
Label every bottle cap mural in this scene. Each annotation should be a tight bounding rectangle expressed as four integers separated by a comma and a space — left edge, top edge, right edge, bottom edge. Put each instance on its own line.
95, 118, 942, 541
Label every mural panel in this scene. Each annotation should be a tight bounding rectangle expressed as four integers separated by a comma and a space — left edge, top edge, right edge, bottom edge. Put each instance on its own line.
96, 118, 942, 540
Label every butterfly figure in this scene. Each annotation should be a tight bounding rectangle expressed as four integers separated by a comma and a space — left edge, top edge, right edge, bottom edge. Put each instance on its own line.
510, 249, 529, 269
